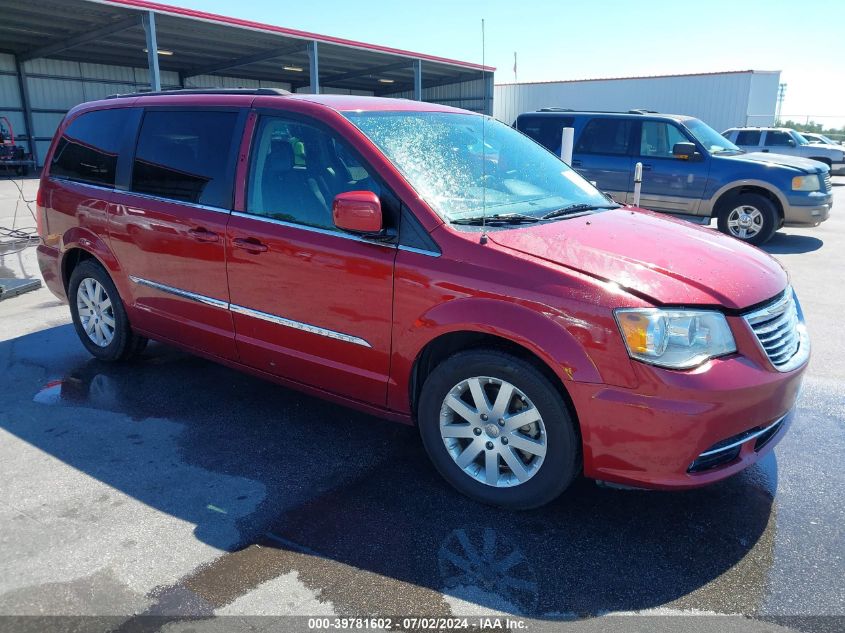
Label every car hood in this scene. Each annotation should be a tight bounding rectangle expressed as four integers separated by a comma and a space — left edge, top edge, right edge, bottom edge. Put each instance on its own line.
726, 151, 828, 173
489, 208, 787, 309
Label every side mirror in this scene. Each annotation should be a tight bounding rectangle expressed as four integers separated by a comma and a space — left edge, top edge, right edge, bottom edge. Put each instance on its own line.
787, 139, 796, 147
672, 142, 698, 160
332, 191, 383, 235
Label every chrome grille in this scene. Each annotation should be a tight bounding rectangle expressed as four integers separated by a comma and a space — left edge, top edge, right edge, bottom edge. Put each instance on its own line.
824, 172, 832, 192
744, 289, 807, 371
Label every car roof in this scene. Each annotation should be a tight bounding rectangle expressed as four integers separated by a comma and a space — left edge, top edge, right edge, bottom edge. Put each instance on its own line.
520, 110, 690, 122
68, 90, 476, 118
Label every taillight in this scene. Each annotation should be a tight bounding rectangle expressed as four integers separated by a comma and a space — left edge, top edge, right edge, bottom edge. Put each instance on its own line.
35, 186, 46, 236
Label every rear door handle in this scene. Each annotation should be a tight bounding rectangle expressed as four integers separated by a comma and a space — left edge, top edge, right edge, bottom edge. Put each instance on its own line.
761, 149, 769, 153
641, 163, 653, 171
233, 237, 268, 253
571, 159, 582, 167
187, 227, 219, 242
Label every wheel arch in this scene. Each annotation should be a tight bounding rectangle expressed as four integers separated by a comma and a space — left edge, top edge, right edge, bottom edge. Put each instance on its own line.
409, 329, 584, 446
60, 227, 123, 293
711, 182, 785, 222
808, 157, 832, 167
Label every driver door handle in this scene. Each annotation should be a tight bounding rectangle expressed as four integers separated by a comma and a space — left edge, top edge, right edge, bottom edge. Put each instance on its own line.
187, 227, 219, 242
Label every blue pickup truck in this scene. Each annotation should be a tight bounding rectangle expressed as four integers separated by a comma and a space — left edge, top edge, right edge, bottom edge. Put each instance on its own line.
515, 110, 833, 244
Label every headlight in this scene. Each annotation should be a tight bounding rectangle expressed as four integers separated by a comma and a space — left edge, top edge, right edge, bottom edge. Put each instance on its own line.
792, 175, 820, 191
614, 308, 736, 369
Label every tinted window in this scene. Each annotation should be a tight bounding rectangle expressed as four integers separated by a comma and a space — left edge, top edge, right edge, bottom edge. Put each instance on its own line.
764, 131, 792, 147
50, 109, 132, 186
247, 116, 381, 230
639, 121, 690, 157
735, 130, 762, 145
518, 116, 574, 153
131, 110, 239, 208
575, 118, 632, 155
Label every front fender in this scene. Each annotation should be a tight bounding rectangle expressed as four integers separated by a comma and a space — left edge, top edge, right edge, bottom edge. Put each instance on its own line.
387, 297, 607, 415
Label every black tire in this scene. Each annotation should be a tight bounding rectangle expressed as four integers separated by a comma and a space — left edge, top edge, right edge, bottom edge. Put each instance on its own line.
809, 157, 832, 169
418, 349, 580, 509
68, 259, 148, 361
716, 192, 779, 245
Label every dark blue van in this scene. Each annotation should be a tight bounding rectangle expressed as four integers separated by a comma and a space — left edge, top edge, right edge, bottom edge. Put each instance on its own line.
515, 110, 833, 244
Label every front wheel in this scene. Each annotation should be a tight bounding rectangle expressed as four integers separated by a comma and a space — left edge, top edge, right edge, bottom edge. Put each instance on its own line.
418, 350, 580, 509
716, 193, 778, 245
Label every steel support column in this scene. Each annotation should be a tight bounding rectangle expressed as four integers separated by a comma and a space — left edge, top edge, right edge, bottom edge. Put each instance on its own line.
413, 59, 422, 101
483, 71, 494, 115
13, 56, 38, 167
142, 11, 161, 92
307, 41, 320, 94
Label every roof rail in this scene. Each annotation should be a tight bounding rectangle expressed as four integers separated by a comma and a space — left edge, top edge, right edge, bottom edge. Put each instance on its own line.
106, 87, 291, 99
537, 107, 573, 112
628, 108, 659, 114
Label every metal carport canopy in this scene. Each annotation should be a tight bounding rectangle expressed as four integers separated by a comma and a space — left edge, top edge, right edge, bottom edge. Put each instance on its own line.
0, 0, 494, 96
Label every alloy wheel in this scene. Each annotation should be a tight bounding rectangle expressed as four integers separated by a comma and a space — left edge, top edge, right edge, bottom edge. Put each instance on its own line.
76, 277, 116, 347
726, 205, 764, 239
439, 376, 547, 487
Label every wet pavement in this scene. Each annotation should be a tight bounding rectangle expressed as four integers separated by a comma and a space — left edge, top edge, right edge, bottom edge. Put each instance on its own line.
0, 177, 843, 632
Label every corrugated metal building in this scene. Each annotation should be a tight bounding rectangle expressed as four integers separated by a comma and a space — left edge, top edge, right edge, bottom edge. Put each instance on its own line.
494, 70, 781, 132
0, 0, 494, 166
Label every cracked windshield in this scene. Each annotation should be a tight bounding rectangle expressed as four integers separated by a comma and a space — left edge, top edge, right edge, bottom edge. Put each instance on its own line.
345, 111, 614, 222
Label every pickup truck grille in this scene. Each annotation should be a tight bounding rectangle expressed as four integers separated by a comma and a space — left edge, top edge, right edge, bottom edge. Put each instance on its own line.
824, 172, 832, 191
744, 289, 803, 370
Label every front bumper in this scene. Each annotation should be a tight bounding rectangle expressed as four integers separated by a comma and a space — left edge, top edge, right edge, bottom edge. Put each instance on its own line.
783, 194, 832, 226
568, 345, 806, 489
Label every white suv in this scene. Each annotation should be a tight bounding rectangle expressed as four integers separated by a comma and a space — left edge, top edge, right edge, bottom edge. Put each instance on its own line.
723, 127, 845, 175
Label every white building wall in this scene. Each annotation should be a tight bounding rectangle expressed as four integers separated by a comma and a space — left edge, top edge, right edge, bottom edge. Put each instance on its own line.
494, 71, 780, 132
746, 71, 781, 127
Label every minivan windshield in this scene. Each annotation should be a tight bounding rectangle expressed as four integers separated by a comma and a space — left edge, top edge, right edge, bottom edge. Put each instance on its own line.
684, 118, 742, 154
345, 111, 614, 222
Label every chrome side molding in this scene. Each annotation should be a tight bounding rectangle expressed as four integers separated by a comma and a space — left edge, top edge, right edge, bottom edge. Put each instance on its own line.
128, 275, 371, 348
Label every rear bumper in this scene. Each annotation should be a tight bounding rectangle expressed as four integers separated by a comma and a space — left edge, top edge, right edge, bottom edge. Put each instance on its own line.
568, 353, 806, 489
36, 244, 66, 302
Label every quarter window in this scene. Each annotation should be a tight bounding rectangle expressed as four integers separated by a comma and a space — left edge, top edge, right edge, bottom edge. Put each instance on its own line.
50, 109, 134, 187
575, 118, 632, 155
639, 121, 690, 158
246, 116, 381, 230
764, 131, 793, 147
131, 110, 239, 208
735, 130, 762, 145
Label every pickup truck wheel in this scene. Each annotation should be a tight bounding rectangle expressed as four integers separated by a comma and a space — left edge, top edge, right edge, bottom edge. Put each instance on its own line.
418, 350, 579, 509
717, 193, 778, 245
69, 260, 148, 362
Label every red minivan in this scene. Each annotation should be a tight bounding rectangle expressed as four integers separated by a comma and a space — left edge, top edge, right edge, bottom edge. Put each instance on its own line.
36, 89, 809, 508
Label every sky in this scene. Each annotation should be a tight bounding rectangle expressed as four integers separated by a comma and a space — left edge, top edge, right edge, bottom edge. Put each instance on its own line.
166, 0, 845, 128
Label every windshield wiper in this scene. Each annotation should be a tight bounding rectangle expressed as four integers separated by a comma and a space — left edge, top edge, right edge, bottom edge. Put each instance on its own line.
450, 213, 540, 226
541, 203, 617, 220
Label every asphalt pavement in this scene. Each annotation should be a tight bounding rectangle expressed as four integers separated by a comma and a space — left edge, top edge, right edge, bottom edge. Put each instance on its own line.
0, 176, 843, 633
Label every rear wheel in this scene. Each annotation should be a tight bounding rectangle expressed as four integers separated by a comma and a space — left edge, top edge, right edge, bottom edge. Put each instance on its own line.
716, 193, 778, 245
68, 260, 147, 361
418, 350, 579, 509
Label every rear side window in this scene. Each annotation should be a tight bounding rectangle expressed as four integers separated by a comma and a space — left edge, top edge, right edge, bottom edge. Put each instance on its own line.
575, 118, 632, 155
50, 109, 132, 187
735, 130, 762, 145
131, 110, 239, 208
764, 131, 792, 147
519, 116, 574, 153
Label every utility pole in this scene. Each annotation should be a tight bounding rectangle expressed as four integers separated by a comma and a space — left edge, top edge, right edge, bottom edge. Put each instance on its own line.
776, 83, 787, 125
